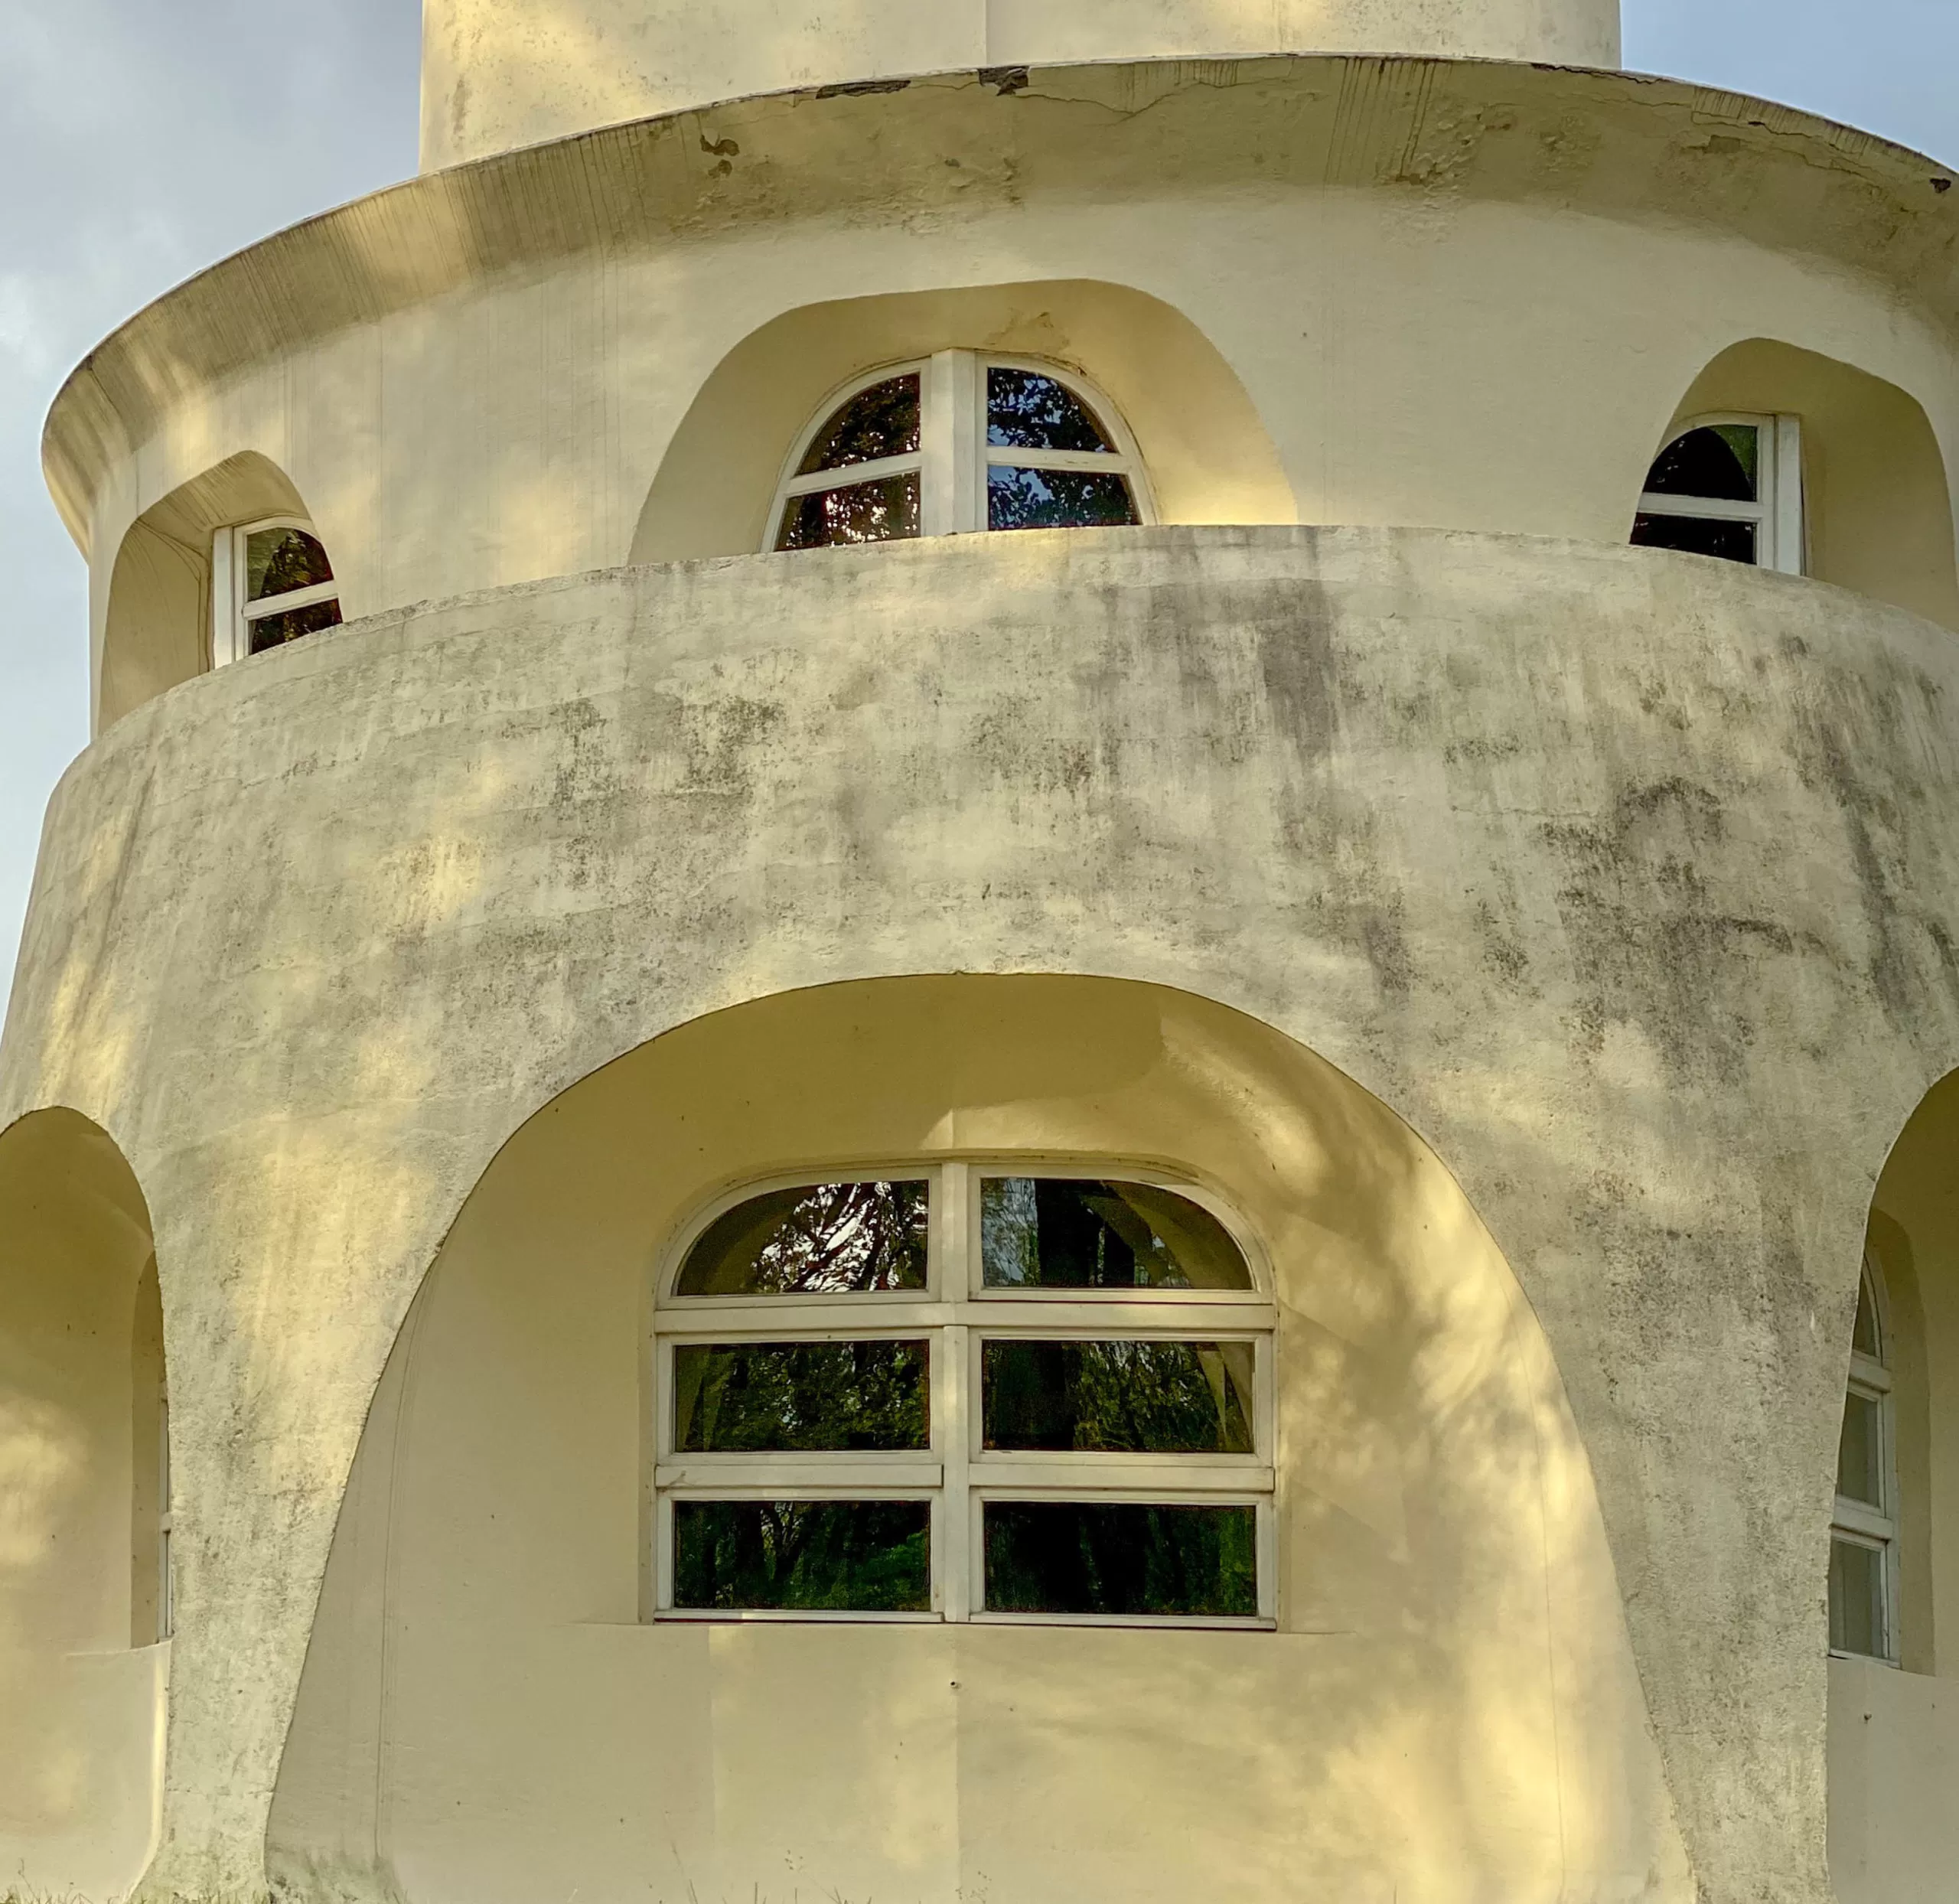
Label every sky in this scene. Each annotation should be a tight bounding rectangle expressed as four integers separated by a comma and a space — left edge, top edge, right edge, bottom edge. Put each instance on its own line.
2, 0, 1957, 1011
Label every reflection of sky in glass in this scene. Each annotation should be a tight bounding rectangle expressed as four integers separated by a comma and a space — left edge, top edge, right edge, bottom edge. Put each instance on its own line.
980, 1179, 1251, 1290
987, 467, 1137, 532
986, 368, 1113, 452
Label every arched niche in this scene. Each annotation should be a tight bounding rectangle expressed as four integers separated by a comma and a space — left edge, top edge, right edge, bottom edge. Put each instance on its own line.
629, 281, 1298, 565
99, 450, 310, 731
272, 975, 1689, 1904
0, 1107, 167, 1901
1657, 340, 1959, 631
1829, 1066, 1959, 1902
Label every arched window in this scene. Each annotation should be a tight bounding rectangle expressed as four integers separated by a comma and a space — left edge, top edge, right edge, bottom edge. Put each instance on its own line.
653, 1163, 1273, 1623
1830, 1257, 1899, 1661
771, 353, 1149, 550
212, 517, 343, 663
1631, 413, 1804, 574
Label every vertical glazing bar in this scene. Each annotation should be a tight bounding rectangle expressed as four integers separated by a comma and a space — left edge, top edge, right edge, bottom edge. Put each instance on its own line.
1774, 412, 1806, 575
210, 528, 236, 667
939, 1164, 972, 1619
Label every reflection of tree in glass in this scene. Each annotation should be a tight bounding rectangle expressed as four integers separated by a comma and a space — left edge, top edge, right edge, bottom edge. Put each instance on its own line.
676, 1339, 929, 1452
980, 1179, 1250, 1290
778, 473, 922, 549
1643, 424, 1758, 501
986, 369, 1115, 452
678, 1180, 930, 1295
986, 467, 1137, 531
674, 1499, 931, 1611
982, 1338, 1252, 1453
249, 598, 344, 654
985, 1501, 1256, 1617
244, 527, 335, 601
798, 374, 921, 473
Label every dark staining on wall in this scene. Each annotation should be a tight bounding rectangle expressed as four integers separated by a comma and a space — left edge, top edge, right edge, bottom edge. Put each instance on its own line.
1785, 649, 1959, 1038
1541, 776, 1803, 1088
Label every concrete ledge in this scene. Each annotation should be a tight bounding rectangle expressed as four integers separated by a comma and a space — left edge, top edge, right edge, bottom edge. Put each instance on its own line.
5, 525, 1958, 1901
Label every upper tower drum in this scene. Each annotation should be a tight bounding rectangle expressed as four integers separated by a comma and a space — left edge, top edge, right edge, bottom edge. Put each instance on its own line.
422, 0, 1624, 169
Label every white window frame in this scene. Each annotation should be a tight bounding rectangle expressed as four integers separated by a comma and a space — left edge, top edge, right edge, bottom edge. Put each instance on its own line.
1638, 412, 1804, 575
158, 1391, 174, 1642
1830, 1254, 1899, 1664
210, 516, 341, 667
768, 352, 1156, 551
648, 1159, 1276, 1629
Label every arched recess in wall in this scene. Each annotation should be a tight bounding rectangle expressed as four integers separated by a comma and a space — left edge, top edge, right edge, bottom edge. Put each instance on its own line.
270, 974, 1690, 1904
1827, 1065, 1959, 1902
629, 281, 1298, 564
0, 1107, 167, 1902
1648, 340, 1959, 631
99, 450, 311, 730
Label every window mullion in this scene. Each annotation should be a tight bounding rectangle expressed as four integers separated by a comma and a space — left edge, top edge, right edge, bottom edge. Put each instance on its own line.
921, 350, 981, 537
939, 1162, 973, 1619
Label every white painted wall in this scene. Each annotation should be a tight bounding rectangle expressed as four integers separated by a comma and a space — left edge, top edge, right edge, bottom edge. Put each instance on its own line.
420, 0, 1623, 168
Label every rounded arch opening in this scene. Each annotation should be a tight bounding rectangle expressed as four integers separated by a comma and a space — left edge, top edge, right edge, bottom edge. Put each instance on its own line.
272, 974, 1687, 1903
99, 449, 318, 731
0, 1107, 166, 1901
629, 280, 1298, 566
1829, 1064, 1959, 1901
1643, 339, 1959, 630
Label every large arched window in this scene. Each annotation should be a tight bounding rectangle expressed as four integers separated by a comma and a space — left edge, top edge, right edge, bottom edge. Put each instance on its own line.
1631, 413, 1804, 574
770, 352, 1149, 550
1830, 1257, 1899, 1662
653, 1162, 1273, 1623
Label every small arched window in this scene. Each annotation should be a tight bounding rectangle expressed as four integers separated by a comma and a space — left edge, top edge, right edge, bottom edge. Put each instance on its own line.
1631, 414, 1804, 574
212, 517, 343, 664
1830, 1257, 1899, 1661
771, 352, 1149, 551
653, 1164, 1272, 1625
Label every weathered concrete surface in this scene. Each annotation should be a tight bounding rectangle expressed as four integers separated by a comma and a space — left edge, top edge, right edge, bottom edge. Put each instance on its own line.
4, 525, 1958, 1899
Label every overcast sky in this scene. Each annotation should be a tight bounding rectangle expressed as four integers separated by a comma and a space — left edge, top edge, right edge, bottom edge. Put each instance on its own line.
2, 0, 1956, 1013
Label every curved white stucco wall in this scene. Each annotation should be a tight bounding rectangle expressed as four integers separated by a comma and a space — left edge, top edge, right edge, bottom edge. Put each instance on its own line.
420, 0, 1623, 168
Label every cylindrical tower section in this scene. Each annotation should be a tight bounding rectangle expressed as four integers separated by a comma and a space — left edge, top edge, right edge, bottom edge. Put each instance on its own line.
422, 0, 1622, 168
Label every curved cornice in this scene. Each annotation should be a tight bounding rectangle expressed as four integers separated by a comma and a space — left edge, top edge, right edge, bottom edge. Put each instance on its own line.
42, 54, 1959, 556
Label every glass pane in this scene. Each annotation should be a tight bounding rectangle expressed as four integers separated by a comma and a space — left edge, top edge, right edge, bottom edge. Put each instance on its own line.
674, 1340, 929, 1452
673, 1500, 931, 1612
1837, 1390, 1886, 1509
982, 1339, 1253, 1453
983, 1501, 1257, 1618
1829, 1535, 1887, 1658
986, 367, 1116, 452
246, 597, 343, 654
980, 1179, 1251, 1291
797, 375, 921, 474
676, 1182, 929, 1297
778, 473, 921, 549
244, 526, 335, 602
1853, 1268, 1883, 1362
987, 467, 1139, 532
1630, 513, 1757, 566
1643, 424, 1759, 501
